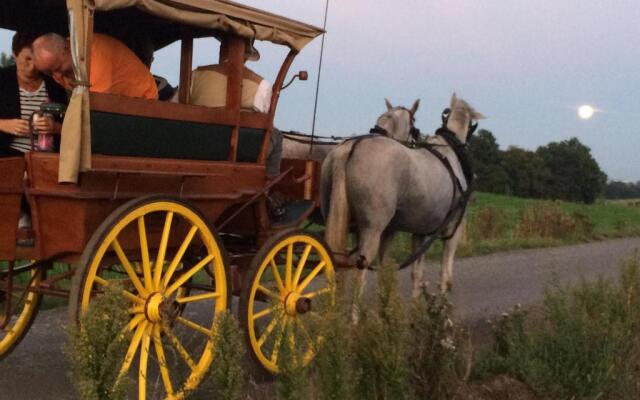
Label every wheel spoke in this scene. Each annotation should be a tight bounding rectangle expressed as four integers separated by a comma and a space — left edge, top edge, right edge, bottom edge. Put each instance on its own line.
94, 276, 144, 304
137, 216, 153, 291
139, 324, 152, 400
175, 316, 212, 337
111, 239, 148, 297
257, 285, 279, 301
152, 324, 174, 397
252, 306, 274, 321
161, 226, 198, 289
297, 318, 316, 352
296, 261, 326, 294
162, 324, 197, 371
285, 244, 293, 290
269, 259, 285, 293
257, 312, 281, 348
165, 254, 214, 296
292, 244, 312, 289
129, 305, 145, 315
117, 321, 147, 383
175, 292, 221, 304
270, 316, 289, 365
302, 286, 332, 299
125, 314, 146, 331
154, 211, 174, 290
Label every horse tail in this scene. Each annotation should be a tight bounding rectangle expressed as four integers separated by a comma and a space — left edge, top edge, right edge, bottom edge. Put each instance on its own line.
321, 142, 353, 257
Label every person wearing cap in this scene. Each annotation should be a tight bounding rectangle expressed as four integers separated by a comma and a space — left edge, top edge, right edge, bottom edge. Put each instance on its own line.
189, 39, 272, 113
188, 38, 282, 179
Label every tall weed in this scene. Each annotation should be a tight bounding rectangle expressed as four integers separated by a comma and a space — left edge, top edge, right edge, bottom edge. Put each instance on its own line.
276, 313, 311, 400
188, 311, 247, 400
313, 279, 355, 400
352, 263, 409, 399
407, 289, 470, 399
517, 202, 584, 239
467, 206, 510, 241
474, 257, 640, 399
64, 286, 131, 400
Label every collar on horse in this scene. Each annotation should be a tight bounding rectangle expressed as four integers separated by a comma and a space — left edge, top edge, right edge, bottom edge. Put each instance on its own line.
369, 106, 421, 141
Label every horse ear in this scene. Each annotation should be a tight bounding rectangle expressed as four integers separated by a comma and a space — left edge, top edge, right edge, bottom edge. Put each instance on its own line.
450, 93, 458, 107
472, 110, 486, 120
410, 99, 420, 115
385, 98, 393, 111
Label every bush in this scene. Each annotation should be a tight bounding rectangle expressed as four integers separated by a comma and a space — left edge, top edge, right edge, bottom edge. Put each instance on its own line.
276, 310, 311, 400
517, 202, 579, 239
313, 279, 355, 400
352, 263, 409, 399
407, 289, 470, 399
65, 286, 132, 400
474, 257, 640, 399
467, 206, 510, 241
188, 311, 247, 400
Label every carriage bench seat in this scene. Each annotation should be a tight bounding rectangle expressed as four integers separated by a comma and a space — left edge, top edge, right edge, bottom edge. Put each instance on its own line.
89, 93, 266, 163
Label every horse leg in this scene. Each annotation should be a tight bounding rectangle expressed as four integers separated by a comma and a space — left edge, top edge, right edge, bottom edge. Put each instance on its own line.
440, 222, 465, 293
378, 231, 395, 266
411, 234, 428, 298
349, 225, 385, 323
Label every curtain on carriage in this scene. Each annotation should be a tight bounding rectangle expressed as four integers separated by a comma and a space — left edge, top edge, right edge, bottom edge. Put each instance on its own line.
59, 0, 93, 183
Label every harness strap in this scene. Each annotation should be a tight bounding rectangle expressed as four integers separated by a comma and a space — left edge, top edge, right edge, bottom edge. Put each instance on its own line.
369, 125, 388, 135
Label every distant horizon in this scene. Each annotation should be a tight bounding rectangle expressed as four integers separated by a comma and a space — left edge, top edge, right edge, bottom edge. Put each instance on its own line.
1, 0, 638, 182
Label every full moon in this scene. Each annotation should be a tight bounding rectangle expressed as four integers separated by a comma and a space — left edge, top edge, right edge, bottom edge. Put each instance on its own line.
578, 105, 595, 119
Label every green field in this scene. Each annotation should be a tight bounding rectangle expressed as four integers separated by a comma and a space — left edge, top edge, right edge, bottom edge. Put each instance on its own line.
389, 192, 640, 261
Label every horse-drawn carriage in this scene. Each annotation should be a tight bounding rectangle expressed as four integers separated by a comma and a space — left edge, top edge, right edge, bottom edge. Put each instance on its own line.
0, 1, 334, 397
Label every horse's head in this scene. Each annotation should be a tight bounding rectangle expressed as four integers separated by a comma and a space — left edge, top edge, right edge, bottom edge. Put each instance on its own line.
374, 99, 421, 143
445, 93, 485, 143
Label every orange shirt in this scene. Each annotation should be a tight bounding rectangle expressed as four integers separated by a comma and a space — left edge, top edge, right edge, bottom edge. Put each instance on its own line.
90, 34, 158, 100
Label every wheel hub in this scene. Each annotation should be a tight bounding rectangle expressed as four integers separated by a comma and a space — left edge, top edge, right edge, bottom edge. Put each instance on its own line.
144, 293, 165, 323
284, 292, 311, 316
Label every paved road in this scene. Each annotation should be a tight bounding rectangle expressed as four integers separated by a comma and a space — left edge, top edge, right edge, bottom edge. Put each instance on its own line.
1, 237, 639, 399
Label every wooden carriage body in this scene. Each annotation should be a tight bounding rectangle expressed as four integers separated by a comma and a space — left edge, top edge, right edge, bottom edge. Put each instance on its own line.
0, 2, 333, 394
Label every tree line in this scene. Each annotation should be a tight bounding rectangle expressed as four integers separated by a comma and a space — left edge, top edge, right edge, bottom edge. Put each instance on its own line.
467, 129, 607, 203
605, 181, 640, 199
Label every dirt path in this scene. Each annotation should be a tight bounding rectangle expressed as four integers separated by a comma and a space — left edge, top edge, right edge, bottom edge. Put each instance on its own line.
1, 237, 638, 399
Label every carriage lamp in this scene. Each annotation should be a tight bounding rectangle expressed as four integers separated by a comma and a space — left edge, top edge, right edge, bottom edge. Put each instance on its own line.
281, 70, 308, 90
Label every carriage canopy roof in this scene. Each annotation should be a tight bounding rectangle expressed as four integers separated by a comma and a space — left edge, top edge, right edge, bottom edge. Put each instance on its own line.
0, 0, 325, 51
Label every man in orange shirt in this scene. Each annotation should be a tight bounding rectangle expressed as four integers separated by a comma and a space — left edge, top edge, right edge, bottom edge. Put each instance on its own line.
32, 32, 158, 100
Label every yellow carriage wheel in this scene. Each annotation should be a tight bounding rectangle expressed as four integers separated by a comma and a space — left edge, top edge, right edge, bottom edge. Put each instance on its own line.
239, 229, 335, 374
0, 262, 43, 360
69, 196, 229, 400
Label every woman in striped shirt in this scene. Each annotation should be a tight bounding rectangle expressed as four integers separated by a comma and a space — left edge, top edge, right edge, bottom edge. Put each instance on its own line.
0, 31, 67, 156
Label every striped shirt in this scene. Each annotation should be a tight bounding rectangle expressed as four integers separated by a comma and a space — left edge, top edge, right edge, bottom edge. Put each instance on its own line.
11, 82, 49, 153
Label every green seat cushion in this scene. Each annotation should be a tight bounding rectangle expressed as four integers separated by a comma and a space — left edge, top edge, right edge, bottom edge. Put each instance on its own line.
237, 127, 265, 163
91, 111, 231, 161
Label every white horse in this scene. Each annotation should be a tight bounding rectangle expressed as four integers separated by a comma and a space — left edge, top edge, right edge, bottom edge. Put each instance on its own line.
321, 94, 484, 297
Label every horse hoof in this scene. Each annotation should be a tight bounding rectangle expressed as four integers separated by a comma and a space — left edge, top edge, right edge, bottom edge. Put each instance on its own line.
439, 282, 452, 293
